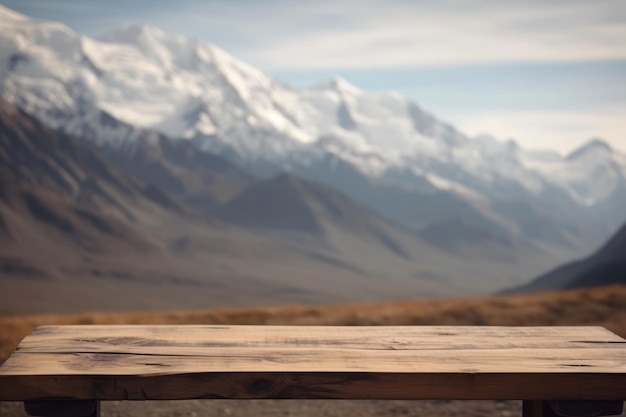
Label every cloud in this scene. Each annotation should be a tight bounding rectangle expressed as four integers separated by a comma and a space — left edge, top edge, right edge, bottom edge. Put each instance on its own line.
163, 0, 626, 70
448, 105, 626, 155
5, 0, 625, 71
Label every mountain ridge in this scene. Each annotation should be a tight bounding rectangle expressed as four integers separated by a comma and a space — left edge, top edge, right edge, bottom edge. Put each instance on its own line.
2, 97, 572, 308
503, 223, 626, 293
4, 98, 571, 312
1, 4, 624, 252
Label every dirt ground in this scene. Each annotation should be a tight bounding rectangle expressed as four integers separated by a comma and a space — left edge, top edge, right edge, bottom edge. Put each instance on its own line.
0, 399, 519, 417
1, 400, 625, 417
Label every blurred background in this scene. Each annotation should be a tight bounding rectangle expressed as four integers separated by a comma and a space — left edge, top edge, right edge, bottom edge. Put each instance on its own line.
0, 1, 625, 415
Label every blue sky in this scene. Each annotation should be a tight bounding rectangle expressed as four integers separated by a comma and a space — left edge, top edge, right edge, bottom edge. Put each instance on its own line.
2, 0, 625, 154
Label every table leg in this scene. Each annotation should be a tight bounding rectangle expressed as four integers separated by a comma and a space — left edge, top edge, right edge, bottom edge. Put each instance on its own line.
523, 400, 545, 417
523, 400, 624, 417
24, 400, 100, 417
546, 400, 623, 416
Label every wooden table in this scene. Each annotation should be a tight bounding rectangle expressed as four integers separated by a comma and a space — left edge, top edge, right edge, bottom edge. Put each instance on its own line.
0, 325, 624, 417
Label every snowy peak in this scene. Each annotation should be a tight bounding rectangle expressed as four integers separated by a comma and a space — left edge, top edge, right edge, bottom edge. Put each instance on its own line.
0, 4, 28, 22
1, 4, 625, 242
522, 137, 625, 210
315, 75, 362, 95
0, 7, 80, 66
98, 23, 201, 70
567, 138, 613, 160
99, 24, 168, 44
99, 23, 268, 83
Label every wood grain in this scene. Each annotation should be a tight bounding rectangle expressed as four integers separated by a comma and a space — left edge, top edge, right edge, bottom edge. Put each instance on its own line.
0, 325, 625, 401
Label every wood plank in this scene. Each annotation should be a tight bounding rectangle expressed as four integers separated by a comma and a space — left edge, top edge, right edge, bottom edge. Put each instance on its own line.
21, 325, 625, 343
2, 347, 626, 374
24, 400, 100, 417
1, 372, 625, 401
0, 325, 625, 401
14, 325, 625, 354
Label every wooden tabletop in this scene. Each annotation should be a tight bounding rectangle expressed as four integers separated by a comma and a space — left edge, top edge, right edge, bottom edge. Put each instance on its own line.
0, 325, 625, 401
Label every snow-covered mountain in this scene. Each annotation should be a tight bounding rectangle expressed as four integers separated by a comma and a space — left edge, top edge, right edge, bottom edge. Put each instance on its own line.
1, 5, 624, 248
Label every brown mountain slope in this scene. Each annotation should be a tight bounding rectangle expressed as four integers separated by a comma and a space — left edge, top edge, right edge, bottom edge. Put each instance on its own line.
3, 100, 437, 311
216, 173, 399, 238
417, 216, 543, 263
0, 100, 186, 221
217, 173, 327, 234
1, 101, 490, 311
96, 133, 253, 212
215, 173, 563, 293
505, 224, 626, 293
0, 99, 572, 311
0, 176, 158, 256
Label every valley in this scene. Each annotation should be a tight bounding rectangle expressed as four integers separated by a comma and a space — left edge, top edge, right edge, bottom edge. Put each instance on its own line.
0, 4, 624, 314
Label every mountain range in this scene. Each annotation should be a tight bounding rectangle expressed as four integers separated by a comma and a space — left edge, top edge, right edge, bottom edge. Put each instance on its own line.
0, 5, 624, 311
2, 98, 567, 312
2, 5, 625, 245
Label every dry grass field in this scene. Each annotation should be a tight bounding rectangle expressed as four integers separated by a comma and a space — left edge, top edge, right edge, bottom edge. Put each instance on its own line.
2, 284, 625, 364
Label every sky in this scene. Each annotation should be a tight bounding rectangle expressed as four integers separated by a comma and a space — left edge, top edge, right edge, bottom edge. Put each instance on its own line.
2, 0, 625, 154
